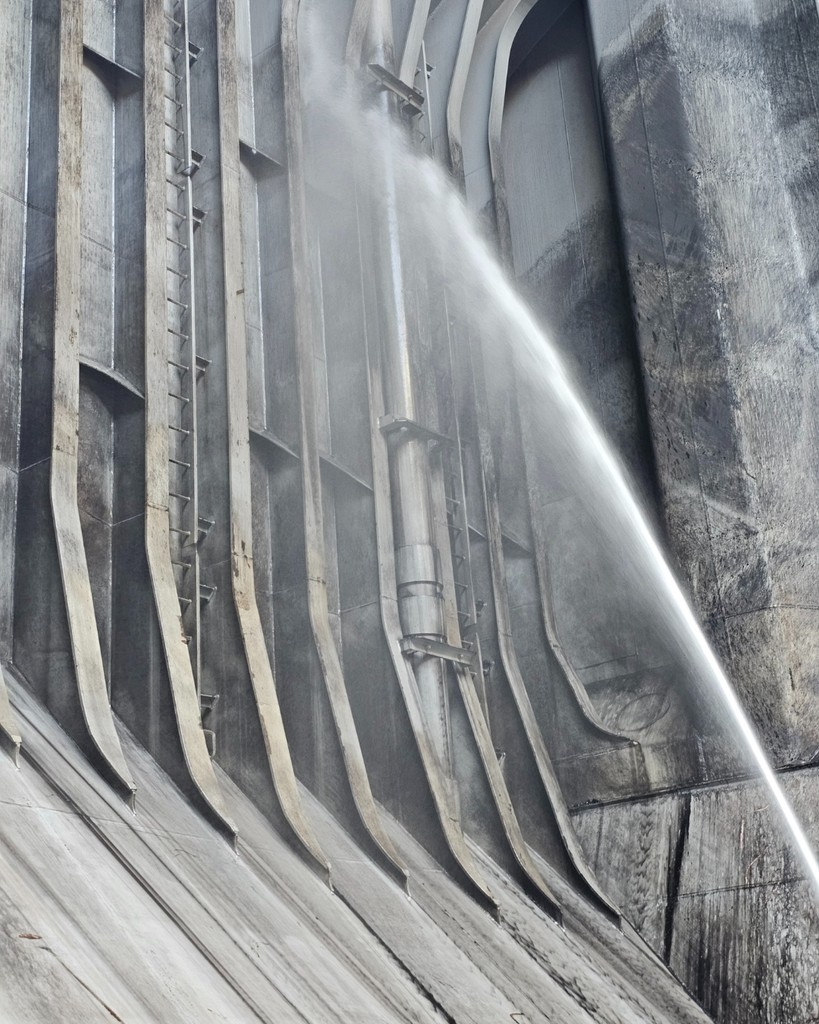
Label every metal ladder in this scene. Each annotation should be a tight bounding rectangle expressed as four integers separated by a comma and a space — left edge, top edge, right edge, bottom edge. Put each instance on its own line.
442, 445, 487, 691
162, 0, 211, 700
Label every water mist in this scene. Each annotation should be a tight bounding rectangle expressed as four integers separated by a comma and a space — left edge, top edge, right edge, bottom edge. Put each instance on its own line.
299, 12, 819, 902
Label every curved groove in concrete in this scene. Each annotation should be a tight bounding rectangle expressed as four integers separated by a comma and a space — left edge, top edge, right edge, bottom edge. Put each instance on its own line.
483, 0, 637, 747
143, 0, 235, 841
526, 468, 639, 745
282, 0, 408, 888
50, 0, 135, 800
216, 0, 330, 882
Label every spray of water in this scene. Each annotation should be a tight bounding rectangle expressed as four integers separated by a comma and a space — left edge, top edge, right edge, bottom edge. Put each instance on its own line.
300, 15, 819, 899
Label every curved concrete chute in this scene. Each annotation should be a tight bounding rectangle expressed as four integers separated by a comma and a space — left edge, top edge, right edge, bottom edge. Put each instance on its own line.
480, 0, 640, 749
143, 0, 236, 842
215, 0, 330, 882
50, 0, 135, 801
523, 452, 641, 746
281, 0, 408, 888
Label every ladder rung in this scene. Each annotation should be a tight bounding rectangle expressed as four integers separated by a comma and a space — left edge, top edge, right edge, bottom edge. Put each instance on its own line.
169, 457, 191, 469
166, 178, 186, 191
164, 13, 183, 28
196, 517, 215, 544
166, 236, 187, 249
164, 65, 182, 80
166, 266, 188, 280
172, 559, 192, 569
168, 424, 190, 435
167, 296, 188, 309
169, 525, 190, 537
168, 391, 190, 403
164, 121, 184, 134
168, 358, 188, 371
166, 207, 185, 220
169, 491, 190, 502
167, 327, 189, 340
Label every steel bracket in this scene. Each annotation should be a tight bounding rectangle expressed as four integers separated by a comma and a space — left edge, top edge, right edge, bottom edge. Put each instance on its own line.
379, 414, 453, 450
367, 63, 425, 116
400, 636, 478, 670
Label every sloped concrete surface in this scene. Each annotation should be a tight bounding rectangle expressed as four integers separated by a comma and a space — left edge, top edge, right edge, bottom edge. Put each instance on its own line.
0, 676, 710, 1023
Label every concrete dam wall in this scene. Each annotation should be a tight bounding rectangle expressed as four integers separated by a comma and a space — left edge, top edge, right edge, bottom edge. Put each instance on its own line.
0, 1, 816, 1021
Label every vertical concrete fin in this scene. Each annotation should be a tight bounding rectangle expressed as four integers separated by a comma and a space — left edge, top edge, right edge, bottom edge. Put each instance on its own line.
444, 0, 483, 181
281, 0, 407, 887
143, 0, 235, 840
486, 0, 537, 259
0, 665, 22, 765
50, 0, 135, 799
474, 366, 621, 921
216, 0, 329, 881
363, 304, 497, 913
398, 0, 433, 85
345, 0, 375, 66
452, 662, 563, 920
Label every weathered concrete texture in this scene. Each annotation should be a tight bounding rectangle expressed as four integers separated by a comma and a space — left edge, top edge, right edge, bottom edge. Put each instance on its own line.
0, 0, 32, 665
589, 0, 819, 770
3, 0, 817, 1021
0, 674, 711, 1024
573, 766, 819, 1024
499, 0, 700, 799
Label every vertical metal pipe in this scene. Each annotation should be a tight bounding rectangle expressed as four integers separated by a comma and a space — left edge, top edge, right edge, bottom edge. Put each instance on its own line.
367, 0, 450, 767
